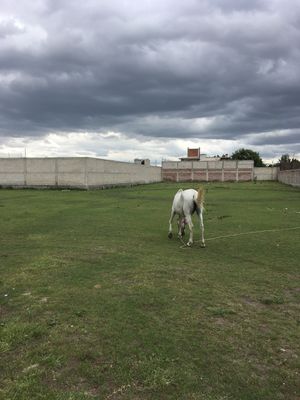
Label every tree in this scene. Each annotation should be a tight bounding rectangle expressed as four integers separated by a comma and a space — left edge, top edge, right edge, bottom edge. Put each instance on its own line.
220, 153, 230, 160
291, 157, 300, 169
231, 148, 265, 167
278, 154, 300, 170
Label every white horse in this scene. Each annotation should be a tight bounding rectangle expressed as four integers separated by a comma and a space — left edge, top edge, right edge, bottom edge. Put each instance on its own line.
168, 187, 205, 247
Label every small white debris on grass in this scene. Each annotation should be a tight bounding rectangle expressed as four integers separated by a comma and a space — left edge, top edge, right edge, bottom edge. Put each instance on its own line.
40, 297, 48, 303
23, 364, 39, 373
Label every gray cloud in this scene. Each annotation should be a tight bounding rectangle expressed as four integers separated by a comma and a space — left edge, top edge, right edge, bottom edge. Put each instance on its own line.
0, 0, 300, 159
247, 130, 300, 146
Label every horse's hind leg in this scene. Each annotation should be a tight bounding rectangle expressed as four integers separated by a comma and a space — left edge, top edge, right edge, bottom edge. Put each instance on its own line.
199, 210, 205, 247
196, 208, 205, 247
168, 210, 175, 238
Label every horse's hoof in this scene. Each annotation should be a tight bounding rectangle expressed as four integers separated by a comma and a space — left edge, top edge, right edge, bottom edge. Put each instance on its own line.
168, 232, 173, 239
187, 242, 192, 247
200, 243, 206, 248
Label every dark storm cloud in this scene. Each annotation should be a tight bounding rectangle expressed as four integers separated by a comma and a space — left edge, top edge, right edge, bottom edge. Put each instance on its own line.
248, 130, 300, 146
1, 0, 300, 156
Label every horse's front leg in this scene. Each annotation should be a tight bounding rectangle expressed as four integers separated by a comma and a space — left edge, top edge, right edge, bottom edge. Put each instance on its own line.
185, 215, 194, 246
178, 217, 186, 238
168, 210, 175, 238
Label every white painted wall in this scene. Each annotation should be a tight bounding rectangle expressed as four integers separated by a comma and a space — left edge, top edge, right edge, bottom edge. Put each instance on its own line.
0, 157, 162, 188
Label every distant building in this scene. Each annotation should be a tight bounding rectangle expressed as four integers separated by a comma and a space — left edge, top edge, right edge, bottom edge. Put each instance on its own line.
179, 148, 220, 162
180, 147, 200, 161
134, 158, 150, 166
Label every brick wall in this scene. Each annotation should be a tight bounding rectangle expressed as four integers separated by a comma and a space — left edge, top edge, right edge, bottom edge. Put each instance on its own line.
162, 160, 254, 182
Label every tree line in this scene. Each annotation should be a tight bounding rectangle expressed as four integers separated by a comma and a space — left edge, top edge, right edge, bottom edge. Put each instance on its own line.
219, 148, 300, 169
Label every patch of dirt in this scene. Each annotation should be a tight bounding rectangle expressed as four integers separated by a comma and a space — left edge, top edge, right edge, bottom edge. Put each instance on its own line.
214, 317, 230, 326
241, 296, 263, 308
217, 215, 231, 220
0, 304, 10, 319
94, 284, 102, 289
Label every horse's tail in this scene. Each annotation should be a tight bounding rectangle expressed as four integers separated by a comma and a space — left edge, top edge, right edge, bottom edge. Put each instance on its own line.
196, 186, 205, 209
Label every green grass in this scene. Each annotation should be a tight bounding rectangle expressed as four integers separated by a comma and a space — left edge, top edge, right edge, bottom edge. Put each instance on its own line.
0, 181, 299, 400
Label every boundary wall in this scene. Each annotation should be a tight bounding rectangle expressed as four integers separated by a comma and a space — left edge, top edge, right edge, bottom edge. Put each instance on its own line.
278, 169, 300, 187
1, 157, 297, 188
254, 167, 278, 181
162, 160, 254, 182
0, 157, 162, 189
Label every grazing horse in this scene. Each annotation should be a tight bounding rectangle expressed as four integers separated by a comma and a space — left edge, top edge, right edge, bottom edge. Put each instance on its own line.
168, 187, 205, 247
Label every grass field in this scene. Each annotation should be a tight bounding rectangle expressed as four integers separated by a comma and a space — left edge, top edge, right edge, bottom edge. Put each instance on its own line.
0, 181, 299, 400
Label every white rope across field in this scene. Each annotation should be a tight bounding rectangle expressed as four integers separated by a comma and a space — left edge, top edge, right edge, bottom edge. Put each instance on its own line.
179, 226, 300, 249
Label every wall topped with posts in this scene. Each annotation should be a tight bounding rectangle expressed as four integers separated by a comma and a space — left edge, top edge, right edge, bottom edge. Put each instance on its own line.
162, 159, 254, 182
0, 157, 162, 189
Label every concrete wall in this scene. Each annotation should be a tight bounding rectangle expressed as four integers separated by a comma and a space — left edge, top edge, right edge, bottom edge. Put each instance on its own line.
0, 157, 162, 188
254, 167, 278, 181
1, 157, 296, 188
162, 160, 254, 182
278, 169, 300, 187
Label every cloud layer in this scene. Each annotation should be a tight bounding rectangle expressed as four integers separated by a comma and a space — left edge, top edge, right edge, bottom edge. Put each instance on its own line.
1, 0, 300, 161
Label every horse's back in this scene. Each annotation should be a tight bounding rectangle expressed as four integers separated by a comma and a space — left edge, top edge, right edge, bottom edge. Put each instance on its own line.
172, 189, 184, 213
182, 189, 198, 202
172, 188, 198, 214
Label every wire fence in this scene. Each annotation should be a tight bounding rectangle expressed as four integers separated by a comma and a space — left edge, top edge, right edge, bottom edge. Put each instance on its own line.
0, 153, 25, 158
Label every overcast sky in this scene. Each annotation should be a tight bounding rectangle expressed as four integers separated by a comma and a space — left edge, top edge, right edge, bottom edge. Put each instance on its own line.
1, 0, 300, 163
